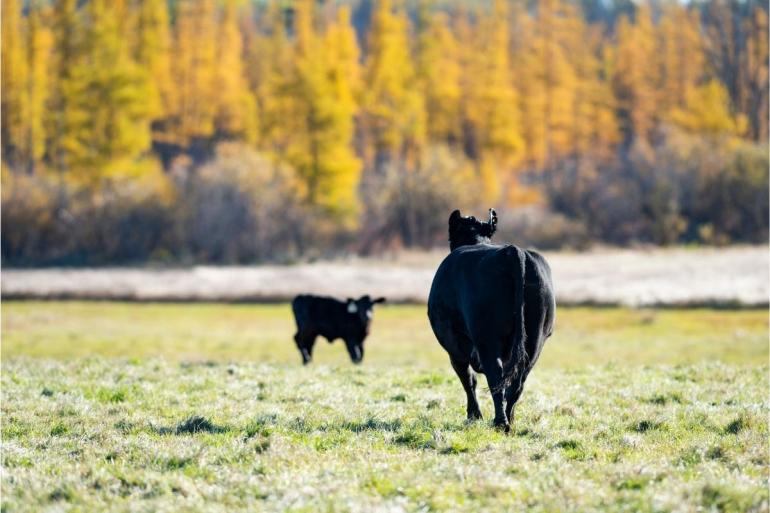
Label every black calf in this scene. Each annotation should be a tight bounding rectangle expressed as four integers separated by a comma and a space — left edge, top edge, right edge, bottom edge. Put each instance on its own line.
291, 294, 385, 364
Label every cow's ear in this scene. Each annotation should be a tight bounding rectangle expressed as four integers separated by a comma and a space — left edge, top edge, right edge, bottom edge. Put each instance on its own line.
346, 299, 358, 313
449, 209, 462, 225
482, 208, 497, 237
373, 297, 386, 304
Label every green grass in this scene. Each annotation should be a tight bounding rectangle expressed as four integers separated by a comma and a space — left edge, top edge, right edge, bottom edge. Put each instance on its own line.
2, 301, 767, 366
1, 302, 768, 512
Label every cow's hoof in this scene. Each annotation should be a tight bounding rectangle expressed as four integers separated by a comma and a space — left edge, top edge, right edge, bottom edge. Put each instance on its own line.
493, 420, 511, 433
467, 409, 483, 421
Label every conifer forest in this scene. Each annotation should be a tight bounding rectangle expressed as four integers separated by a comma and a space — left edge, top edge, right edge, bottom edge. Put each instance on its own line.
2, 0, 767, 264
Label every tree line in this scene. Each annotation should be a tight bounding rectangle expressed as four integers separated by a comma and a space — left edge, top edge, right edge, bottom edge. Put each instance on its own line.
2, 0, 768, 265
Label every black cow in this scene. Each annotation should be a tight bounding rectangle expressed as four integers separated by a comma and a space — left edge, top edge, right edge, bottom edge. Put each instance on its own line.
292, 294, 386, 365
427, 209, 555, 432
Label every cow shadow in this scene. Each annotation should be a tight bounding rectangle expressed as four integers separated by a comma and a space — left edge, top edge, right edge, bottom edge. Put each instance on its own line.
341, 417, 403, 433
154, 415, 231, 435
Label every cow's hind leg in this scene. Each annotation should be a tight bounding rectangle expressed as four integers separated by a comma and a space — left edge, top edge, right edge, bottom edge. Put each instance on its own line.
450, 356, 482, 420
504, 378, 526, 425
479, 352, 510, 433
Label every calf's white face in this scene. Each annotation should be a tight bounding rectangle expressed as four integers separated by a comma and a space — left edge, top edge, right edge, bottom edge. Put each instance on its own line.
342, 295, 386, 364
346, 296, 385, 326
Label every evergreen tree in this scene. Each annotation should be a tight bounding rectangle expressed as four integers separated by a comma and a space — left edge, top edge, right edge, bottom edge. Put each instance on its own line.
247, 2, 295, 153
513, 11, 548, 168
562, 4, 619, 163
573, 36, 620, 164
48, 0, 81, 171
701, 0, 766, 139
658, 3, 705, 113
135, 0, 173, 121
672, 80, 747, 139
415, 3, 461, 144
743, 5, 768, 141
453, 5, 476, 156
325, 5, 361, 102
169, 0, 218, 148
614, 2, 659, 149
59, 0, 154, 181
514, 0, 579, 167
286, 0, 362, 224
361, 0, 425, 170
25, 0, 54, 173
462, 0, 525, 202
214, 0, 258, 143
1, 0, 29, 169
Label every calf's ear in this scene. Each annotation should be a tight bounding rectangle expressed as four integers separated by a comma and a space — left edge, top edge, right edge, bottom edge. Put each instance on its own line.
373, 297, 386, 304
449, 209, 462, 225
346, 299, 358, 313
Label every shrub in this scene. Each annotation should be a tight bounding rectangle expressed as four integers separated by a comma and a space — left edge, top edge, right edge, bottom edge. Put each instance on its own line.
2, 165, 176, 266
544, 134, 769, 246
359, 145, 483, 252
179, 143, 311, 263
2, 169, 67, 264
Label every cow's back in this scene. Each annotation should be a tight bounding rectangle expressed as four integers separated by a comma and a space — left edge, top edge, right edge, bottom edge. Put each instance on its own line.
429, 245, 555, 356
428, 245, 494, 322
428, 244, 520, 352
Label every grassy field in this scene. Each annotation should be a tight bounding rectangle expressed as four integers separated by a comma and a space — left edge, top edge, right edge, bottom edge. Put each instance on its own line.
2, 302, 768, 512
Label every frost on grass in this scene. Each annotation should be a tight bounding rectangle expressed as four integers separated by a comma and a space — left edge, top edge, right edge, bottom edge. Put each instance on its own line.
1, 358, 768, 513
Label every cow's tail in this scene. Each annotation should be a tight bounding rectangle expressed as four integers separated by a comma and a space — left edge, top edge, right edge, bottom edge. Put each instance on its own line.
493, 246, 528, 394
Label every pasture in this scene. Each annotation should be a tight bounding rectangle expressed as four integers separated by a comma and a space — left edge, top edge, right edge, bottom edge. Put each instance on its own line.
2, 302, 768, 512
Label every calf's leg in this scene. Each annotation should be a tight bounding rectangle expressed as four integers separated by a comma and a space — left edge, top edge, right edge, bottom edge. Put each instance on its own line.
450, 356, 482, 420
294, 332, 316, 365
